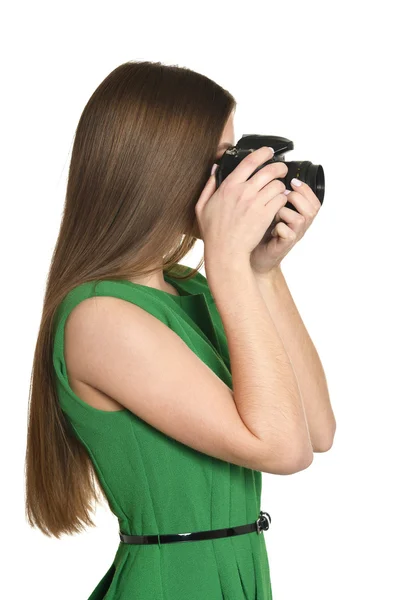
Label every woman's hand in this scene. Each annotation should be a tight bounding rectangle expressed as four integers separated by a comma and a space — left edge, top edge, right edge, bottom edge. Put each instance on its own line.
250, 178, 322, 276
195, 147, 289, 270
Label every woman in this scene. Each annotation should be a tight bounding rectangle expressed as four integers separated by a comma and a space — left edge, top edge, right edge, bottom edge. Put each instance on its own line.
25, 60, 336, 599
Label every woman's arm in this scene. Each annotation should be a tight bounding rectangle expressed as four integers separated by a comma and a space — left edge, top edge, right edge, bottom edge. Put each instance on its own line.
206, 260, 314, 467
254, 265, 336, 452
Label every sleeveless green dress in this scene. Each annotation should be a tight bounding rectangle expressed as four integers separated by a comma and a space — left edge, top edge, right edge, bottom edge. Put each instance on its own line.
52, 263, 273, 600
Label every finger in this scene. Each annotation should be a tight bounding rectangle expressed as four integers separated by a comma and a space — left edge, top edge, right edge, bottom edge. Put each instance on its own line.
290, 179, 321, 211
276, 206, 306, 230
256, 191, 288, 220
223, 146, 275, 187
248, 160, 288, 192
283, 190, 316, 219
271, 221, 297, 242
256, 178, 287, 204
195, 165, 218, 213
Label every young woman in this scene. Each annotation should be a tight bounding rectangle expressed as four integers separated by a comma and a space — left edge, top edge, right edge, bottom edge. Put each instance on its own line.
25, 60, 336, 599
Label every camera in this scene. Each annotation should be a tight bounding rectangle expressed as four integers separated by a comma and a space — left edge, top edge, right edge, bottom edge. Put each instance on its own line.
214, 134, 325, 243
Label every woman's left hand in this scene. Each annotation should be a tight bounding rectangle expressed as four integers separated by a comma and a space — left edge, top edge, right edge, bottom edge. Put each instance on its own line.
250, 178, 322, 275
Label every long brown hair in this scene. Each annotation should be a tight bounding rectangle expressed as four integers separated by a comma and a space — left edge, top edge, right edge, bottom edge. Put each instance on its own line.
25, 60, 236, 538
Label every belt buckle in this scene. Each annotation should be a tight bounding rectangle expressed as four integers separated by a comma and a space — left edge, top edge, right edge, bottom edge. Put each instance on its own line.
256, 511, 271, 534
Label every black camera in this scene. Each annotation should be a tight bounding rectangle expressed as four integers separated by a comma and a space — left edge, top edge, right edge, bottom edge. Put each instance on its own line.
214, 134, 325, 243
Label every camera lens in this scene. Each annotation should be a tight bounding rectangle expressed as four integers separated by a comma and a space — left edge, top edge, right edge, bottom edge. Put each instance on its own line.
283, 161, 325, 204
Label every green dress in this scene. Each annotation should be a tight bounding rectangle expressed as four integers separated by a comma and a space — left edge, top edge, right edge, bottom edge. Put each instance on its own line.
52, 263, 273, 600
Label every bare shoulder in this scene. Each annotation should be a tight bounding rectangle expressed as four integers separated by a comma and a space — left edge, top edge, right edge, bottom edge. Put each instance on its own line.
64, 296, 127, 411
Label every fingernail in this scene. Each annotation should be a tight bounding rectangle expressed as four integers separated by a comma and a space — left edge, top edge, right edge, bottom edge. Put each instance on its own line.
291, 178, 302, 186
211, 163, 218, 176
284, 189, 291, 195
268, 147, 274, 154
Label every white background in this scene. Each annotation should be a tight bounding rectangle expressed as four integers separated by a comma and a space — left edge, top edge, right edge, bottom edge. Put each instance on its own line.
2, 1, 398, 598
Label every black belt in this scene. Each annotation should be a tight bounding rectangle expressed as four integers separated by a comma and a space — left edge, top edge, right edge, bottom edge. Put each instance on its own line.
119, 511, 271, 545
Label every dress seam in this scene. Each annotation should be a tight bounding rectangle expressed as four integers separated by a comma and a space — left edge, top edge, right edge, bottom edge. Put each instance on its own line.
69, 423, 130, 527
129, 424, 166, 600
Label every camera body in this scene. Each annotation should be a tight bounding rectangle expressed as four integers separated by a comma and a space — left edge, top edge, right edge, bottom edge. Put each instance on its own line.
214, 134, 325, 243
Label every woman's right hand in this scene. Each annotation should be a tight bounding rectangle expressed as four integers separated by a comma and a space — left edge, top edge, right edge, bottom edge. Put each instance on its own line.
195, 146, 289, 266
